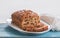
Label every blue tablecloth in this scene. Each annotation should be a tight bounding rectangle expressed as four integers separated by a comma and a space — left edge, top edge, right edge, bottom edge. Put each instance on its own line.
0, 23, 60, 37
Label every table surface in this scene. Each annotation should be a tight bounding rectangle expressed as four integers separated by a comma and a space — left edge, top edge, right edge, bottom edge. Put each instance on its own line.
0, 23, 60, 37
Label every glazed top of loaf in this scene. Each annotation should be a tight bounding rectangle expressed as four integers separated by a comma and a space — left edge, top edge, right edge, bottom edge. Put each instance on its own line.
11, 10, 40, 20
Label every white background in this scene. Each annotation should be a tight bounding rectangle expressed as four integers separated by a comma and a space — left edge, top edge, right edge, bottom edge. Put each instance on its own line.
0, 0, 58, 22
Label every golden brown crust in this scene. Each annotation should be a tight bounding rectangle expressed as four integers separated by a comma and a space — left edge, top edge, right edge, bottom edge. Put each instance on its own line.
11, 10, 48, 32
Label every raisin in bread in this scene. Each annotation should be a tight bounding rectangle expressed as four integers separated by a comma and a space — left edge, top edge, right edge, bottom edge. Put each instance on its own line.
11, 10, 48, 32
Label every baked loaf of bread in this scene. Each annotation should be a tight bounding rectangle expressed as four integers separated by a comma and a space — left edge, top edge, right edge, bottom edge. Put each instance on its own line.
11, 10, 48, 32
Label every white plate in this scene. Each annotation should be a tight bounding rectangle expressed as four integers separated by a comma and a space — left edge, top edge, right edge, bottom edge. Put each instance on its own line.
6, 19, 51, 34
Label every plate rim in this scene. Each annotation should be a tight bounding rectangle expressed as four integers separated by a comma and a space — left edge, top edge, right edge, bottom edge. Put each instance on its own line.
6, 19, 51, 34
